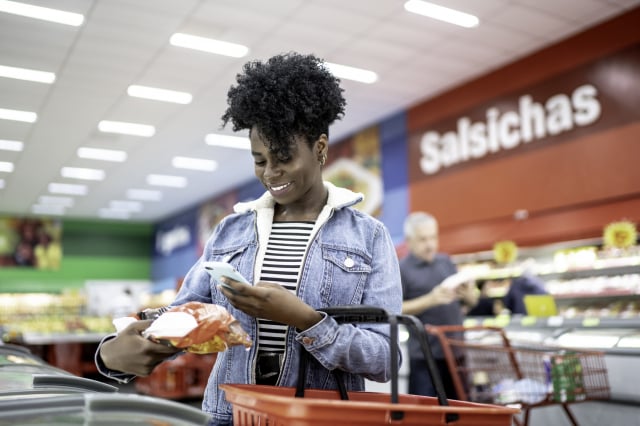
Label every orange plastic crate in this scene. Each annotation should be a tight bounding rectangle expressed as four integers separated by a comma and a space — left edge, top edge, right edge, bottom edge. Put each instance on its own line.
221, 384, 519, 426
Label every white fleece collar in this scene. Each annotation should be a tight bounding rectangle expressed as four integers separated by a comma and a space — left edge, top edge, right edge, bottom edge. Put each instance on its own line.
233, 181, 363, 283
233, 181, 363, 213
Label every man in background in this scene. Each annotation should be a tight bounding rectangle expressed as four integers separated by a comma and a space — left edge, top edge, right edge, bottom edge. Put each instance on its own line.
504, 273, 548, 315
400, 212, 478, 399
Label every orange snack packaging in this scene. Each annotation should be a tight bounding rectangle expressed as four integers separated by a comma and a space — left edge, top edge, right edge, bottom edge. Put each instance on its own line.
141, 301, 252, 354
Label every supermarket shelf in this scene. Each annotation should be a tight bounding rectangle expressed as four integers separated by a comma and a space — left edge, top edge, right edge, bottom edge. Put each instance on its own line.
540, 264, 640, 281
465, 315, 640, 330
17, 332, 108, 345
553, 290, 639, 300
464, 315, 640, 358
476, 263, 639, 281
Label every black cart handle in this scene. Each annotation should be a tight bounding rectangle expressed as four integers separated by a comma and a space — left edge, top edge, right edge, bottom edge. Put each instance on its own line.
295, 305, 459, 423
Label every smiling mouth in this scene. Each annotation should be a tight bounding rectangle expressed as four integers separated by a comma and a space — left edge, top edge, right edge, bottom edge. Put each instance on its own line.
269, 182, 291, 191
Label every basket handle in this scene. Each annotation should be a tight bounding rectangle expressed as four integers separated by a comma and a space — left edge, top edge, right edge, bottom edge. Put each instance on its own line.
295, 306, 389, 401
295, 305, 459, 424
397, 314, 458, 422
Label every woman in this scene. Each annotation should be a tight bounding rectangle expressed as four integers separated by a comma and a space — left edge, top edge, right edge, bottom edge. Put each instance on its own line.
96, 52, 402, 425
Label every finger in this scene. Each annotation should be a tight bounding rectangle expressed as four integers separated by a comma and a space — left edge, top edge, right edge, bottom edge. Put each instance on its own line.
218, 280, 240, 295
221, 276, 253, 293
255, 281, 284, 289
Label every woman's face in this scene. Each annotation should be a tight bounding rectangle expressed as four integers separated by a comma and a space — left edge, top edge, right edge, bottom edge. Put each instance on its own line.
250, 127, 326, 208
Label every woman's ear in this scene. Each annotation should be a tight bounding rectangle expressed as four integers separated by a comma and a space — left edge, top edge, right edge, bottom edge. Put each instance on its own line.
315, 134, 328, 165
316, 133, 328, 156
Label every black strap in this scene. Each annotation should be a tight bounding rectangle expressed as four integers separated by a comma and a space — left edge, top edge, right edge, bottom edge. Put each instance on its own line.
294, 349, 308, 398
295, 349, 348, 400
294, 306, 459, 423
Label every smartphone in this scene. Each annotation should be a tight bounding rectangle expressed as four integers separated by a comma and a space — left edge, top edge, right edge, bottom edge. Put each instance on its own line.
203, 261, 251, 294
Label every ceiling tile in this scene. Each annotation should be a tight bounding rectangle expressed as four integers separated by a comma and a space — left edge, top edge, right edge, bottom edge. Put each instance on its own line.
0, 0, 634, 221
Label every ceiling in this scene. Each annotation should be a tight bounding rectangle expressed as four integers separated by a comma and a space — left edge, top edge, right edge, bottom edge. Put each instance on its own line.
0, 0, 638, 223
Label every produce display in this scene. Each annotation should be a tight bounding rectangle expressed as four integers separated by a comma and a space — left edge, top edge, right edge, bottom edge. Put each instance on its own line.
1, 292, 114, 343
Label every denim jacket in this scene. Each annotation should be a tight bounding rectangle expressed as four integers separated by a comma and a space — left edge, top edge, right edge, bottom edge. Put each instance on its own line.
97, 182, 402, 424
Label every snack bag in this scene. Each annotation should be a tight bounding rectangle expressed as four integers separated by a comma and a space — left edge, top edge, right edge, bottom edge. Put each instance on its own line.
141, 302, 252, 354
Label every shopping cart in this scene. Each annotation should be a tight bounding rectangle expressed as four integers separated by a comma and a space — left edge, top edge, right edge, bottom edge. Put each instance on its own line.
221, 306, 519, 425
427, 325, 610, 426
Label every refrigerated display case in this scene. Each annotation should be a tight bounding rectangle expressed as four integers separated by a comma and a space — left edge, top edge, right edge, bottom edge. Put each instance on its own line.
455, 242, 640, 321
0, 343, 117, 399
496, 318, 640, 405
0, 343, 212, 425
0, 393, 212, 425
453, 241, 640, 415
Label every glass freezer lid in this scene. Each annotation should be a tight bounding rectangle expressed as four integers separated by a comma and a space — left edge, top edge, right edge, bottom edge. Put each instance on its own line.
553, 328, 639, 349
0, 371, 117, 396
0, 394, 211, 425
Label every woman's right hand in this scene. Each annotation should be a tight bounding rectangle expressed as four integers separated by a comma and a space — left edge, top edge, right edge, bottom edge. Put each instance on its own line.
100, 319, 182, 376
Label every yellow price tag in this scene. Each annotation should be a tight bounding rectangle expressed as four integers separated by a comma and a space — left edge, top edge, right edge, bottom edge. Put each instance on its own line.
582, 317, 600, 327
520, 316, 537, 326
482, 318, 496, 327
495, 315, 511, 327
463, 318, 479, 327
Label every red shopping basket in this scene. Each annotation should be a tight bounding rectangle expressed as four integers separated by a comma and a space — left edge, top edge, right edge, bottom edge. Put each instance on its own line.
221, 383, 519, 426
222, 306, 519, 425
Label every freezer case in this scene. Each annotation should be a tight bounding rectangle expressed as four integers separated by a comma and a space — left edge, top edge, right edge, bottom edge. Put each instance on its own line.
0, 343, 212, 425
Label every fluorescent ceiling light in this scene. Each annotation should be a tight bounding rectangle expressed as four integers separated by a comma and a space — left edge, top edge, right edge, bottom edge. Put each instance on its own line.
0, 0, 84, 26
172, 156, 218, 172
205, 133, 251, 150
77, 147, 127, 162
0, 161, 14, 173
99, 208, 130, 220
48, 182, 88, 195
0, 107, 37, 123
404, 0, 479, 28
146, 174, 187, 188
324, 62, 378, 84
38, 195, 74, 207
98, 120, 155, 137
0, 64, 55, 83
109, 200, 143, 213
170, 33, 249, 58
61, 166, 105, 181
0, 139, 23, 151
0, 179, 4, 189
127, 188, 162, 201
127, 85, 193, 104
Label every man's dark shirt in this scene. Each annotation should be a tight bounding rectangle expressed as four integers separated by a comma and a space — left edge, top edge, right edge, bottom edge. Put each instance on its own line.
400, 252, 463, 359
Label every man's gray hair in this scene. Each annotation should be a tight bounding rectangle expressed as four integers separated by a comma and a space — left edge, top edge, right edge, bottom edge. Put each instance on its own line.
403, 212, 437, 239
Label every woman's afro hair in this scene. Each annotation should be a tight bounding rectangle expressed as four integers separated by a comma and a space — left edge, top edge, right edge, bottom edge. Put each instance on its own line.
221, 52, 346, 160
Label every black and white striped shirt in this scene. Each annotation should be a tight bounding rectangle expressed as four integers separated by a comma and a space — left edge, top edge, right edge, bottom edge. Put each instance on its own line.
257, 221, 314, 353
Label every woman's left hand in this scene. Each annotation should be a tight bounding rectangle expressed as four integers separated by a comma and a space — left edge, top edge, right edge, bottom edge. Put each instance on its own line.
219, 278, 322, 330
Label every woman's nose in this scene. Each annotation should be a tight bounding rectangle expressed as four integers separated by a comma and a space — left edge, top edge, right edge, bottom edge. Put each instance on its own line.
263, 162, 281, 178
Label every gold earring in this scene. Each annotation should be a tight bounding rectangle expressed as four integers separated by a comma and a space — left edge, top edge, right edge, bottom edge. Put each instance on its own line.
320, 154, 326, 166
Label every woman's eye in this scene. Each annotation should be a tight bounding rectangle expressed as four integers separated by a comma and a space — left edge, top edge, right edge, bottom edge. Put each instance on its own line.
254, 161, 266, 167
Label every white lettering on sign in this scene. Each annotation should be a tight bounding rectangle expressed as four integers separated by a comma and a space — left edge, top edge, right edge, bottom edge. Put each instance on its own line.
156, 225, 191, 255
419, 84, 601, 175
